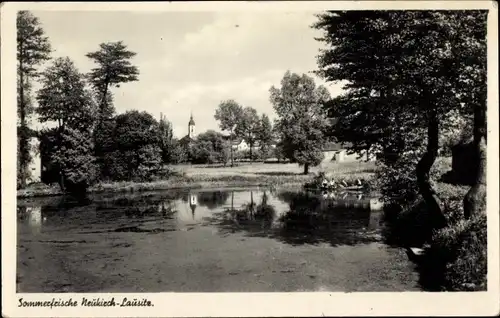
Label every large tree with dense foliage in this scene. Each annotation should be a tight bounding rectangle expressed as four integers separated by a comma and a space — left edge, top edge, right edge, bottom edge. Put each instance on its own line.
86, 41, 139, 175
17, 10, 52, 188
196, 130, 230, 164
86, 41, 139, 123
37, 57, 96, 131
100, 110, 162, 181
236, 106, 260, 160
269, 71, 331, 174
36, 57, 97, 193
214, 100, 244, 167
314, 10, 487, 226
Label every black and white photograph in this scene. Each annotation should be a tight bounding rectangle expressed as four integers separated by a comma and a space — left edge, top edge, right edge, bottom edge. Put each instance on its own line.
1, 1, 499, 317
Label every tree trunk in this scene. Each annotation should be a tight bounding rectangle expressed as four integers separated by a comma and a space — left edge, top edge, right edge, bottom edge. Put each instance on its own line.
59, 169, 66, 193
231, 191, 234, 210
303, 163, 309, 175
18, 60, 28, 189
416, 110, 447, 230
99, 81, 109, 122
230, 132, 234, 167
463, 100, 487, 219
57, 126, 66, 193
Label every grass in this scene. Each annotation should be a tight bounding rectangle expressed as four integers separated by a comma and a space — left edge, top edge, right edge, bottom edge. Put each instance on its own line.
17, 161, 378, 198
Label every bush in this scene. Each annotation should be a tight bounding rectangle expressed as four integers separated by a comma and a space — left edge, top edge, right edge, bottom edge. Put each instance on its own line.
135, 145, 163, 181
377, 151, 422, 207
49, 128, 98, 194
96, 111, 166, 182
430, 213, 487, 291
163, 139, 187, 164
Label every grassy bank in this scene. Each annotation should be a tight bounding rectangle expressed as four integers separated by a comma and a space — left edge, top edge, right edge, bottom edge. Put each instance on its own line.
383, 157, 487, 291
17, 161, 377, 198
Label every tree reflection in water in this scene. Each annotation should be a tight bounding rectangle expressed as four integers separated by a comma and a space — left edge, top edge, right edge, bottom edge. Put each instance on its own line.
206, 190, 381, 247
210, 191, 277, 234
197, 191, 230, 210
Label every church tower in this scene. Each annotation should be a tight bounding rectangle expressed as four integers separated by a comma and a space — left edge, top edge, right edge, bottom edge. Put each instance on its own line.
188, 113, 196, 139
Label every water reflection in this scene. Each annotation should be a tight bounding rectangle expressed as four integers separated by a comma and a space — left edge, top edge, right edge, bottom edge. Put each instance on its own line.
17, 188, 419, 293
201, 189, 383, 247
17, 206, 43, 234
217, 190, 278, 232
17, 188, 383, 246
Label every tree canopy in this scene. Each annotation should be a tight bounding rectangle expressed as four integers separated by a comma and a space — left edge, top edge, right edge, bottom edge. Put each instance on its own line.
86, 41, 139, 122
214, 99, 244, 166
270, 71, 331, 174
36, 57, 96, 132
314, 10, 488, 223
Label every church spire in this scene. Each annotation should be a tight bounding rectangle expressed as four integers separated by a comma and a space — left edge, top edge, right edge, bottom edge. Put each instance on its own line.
188, 112, 196, 138
189, 112, 195, 126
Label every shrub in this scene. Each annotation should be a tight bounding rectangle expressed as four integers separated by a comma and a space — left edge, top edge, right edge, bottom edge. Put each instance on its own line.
376, 151, 422, 207
135, 145, 163, 182
49, 128, 98, 194
430, 213, 487, 291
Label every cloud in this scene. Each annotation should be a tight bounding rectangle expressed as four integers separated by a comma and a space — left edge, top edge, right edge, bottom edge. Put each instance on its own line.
161, 12, 324, 83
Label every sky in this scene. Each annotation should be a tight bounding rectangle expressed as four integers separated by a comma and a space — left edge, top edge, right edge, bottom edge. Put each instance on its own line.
33, 10, 345, 138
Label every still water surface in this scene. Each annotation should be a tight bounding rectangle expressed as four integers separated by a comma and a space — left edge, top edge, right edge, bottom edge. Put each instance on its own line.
17, 187, 420, 292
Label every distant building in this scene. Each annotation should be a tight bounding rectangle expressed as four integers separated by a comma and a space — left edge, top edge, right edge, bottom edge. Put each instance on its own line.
322, 142, 376, 163
179, 113, 197, 147
27, 137, 41, 184
188, 113, 196, 139
231, 139, 249, 152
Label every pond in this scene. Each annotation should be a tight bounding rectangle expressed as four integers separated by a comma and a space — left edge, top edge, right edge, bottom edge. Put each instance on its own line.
17, 187, 420, 292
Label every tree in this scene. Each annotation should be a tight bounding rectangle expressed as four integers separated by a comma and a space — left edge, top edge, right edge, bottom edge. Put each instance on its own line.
100, 110, 162, 181
314, 11, 484, 228
257, 114, 274, 160
457, 12, 488, 219
269, 71, 331, 174
36, 57, 97, 193
214, 100, 244, 167
86, 41, 139, 125
48, 128, 98, 194
236, 107, 260, 160
37, 57, 96, 131
189, 140, 214, 164
196, 130, 230, 164
167, 139, 188, 164
17, 10, 51, 188
158, 114, 175, 163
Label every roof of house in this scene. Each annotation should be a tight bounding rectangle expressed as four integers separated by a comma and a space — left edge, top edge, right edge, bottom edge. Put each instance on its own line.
323, 142, 343, 151
322, 141, 354, 151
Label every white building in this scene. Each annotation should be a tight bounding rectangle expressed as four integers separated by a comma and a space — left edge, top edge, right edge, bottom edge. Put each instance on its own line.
231, 139, 250, 152
27, 137, 41, 183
